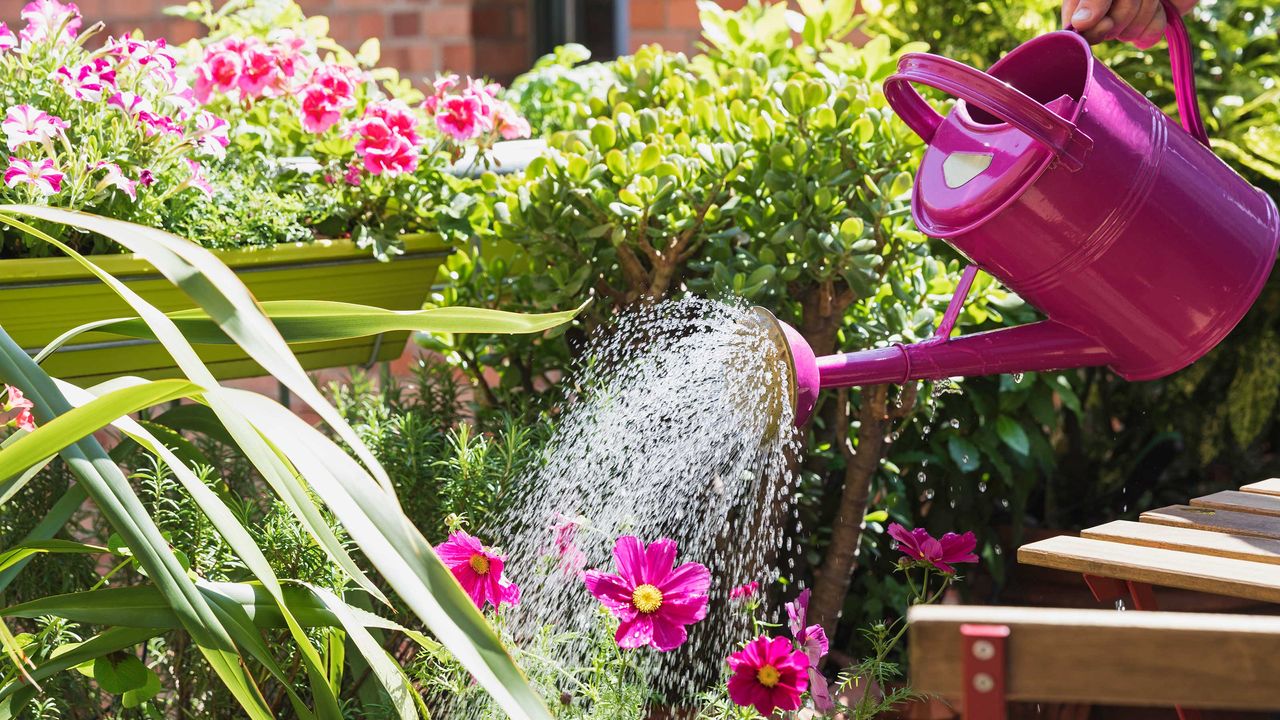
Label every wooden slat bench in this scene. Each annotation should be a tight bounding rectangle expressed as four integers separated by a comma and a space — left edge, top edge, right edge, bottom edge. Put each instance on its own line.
909, 605, 1280, 717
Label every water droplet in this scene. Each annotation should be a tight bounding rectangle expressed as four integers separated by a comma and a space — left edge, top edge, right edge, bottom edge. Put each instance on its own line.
924, 489, 936, 500
1012, 372, 1024, 383
917, 472, 927, 483
949, 418, 960, 428
978, 482, 987, 492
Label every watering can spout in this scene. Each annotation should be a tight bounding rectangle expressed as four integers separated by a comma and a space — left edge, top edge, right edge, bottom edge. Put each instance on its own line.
755, 305, 1111, 427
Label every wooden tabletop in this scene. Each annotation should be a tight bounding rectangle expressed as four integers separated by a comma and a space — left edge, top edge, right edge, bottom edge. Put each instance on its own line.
1018, 479, 1280, 604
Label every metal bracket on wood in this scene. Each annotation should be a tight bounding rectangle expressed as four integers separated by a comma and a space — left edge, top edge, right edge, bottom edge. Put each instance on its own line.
961, 623, 1009, 720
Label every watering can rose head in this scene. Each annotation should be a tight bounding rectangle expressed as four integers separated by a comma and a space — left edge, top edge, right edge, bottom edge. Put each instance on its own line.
760, 1, 1279, 428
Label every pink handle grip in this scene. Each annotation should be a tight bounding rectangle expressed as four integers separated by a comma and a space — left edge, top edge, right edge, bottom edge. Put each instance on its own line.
884, 54, 1095, 171
1159, 0, 1210, 146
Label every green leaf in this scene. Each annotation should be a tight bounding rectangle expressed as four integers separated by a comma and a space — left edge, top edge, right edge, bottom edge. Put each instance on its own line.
995, 416, 1030, 455
43, 301, 585, 354
121, 668, 161, 708
93, 655, 149, 694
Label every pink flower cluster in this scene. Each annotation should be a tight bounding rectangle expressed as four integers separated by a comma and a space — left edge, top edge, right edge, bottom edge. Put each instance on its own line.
298, 64, 360, 134
727, 589, 830, 716
344, 101, 423, 177
193, 33, 314, 104
423, 74, 531, 143
2, 384, 36, 432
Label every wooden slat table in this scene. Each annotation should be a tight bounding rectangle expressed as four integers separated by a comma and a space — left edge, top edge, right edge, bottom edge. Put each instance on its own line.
1017, 480, 1280, 720
1018, 479, 1280, 606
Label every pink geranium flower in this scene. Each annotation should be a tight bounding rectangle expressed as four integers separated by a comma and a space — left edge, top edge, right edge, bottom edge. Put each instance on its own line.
56, 58, 117, 102
345, 103, 422, 177
236, 41, 282, 98
888, 523, 978, 574
193, 40, 245, 103
0, 23, 17, 52
20, 0, 80, 45
435, 93, 485, 141
785, 589, 833, 712
12, 408, 35, 432
3, 385, 33, 412
89, 161, 137, 200
493, 100, 531, 140
729, 581, 759, 600
5, 157, 63, 195
434, 530, 521, 610
297, 64, 358, 133
3, 105, 67, 150
583, 536, 710, 652
727, 635, 809, 716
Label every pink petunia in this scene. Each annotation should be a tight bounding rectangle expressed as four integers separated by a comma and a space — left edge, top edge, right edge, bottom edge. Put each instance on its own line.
136, 111, 183, 138
183, 158, 213, 198
0, 23, 17, 52
107, 91, 151, 118
729, 581, 760, 601
726, 635, 810, 716
89, 161, 137, 200
888, 523, 979, 574
56, 58, 117, 102
435, 93, 485, 141
5, 157, 63, 195
138, 168, 155, 187
2, 105, 67, 150
191, 111, 229, 157
19, 0, 80, 45
434, 530, 521, 610
583, 536, 710, 652
785, 589, 833, 712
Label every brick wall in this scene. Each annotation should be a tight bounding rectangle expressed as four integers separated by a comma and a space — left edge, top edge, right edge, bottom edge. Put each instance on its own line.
628, 0, 741, 54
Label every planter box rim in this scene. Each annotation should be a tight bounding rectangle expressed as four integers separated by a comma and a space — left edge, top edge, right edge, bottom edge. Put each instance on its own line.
0, 232, 450, 287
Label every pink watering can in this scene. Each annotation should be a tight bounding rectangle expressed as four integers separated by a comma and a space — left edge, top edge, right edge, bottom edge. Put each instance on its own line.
760, 0, 1280, 427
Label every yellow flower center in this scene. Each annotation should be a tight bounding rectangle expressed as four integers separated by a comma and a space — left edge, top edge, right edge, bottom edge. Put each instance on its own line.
756, 664, 781, 688
469, 554, 490, 575
631, 584, 664, 614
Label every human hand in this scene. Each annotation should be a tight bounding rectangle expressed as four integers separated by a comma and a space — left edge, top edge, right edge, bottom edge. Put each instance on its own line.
1062, 0, 1197, 48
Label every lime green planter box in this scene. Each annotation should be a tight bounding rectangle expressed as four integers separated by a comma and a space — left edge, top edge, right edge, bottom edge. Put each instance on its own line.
0, 233, 452, 385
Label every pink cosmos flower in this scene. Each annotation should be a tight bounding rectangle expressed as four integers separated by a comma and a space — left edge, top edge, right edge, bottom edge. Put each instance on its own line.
19, 0, 80, 45
435, 93, 485, 141
726, 635, 810, 716
729, 581, 760, 601
434, 530, 521, 610
56, 59, 117, 102
0, 23, 17, 52
3, 385, 33, 412
107, 91, 151, 118
183, 158, 213, 198
546, 518, 587, 578
193, 40, 244, 103
3, 105, 67, 150
5, 157, 63, 195
89, 161, 137, 200
583, 536, 710, 652
888, 523, 978, 574
785, 589, 832, 712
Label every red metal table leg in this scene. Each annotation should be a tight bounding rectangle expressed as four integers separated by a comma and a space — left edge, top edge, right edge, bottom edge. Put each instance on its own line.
1081, 575, 1202, 720
961, 623, 1010, 720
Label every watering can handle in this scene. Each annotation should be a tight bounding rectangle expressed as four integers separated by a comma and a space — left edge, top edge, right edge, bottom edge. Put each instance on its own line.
1153, 0, 1210, 145
884, 55, 1095, 171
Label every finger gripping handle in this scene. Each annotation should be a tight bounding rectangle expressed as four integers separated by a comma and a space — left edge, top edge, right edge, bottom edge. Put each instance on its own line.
884, 54, 1094, 171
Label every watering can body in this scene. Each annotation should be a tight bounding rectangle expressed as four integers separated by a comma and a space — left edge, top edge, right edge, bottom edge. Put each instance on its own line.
773, 4, 1280, 427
